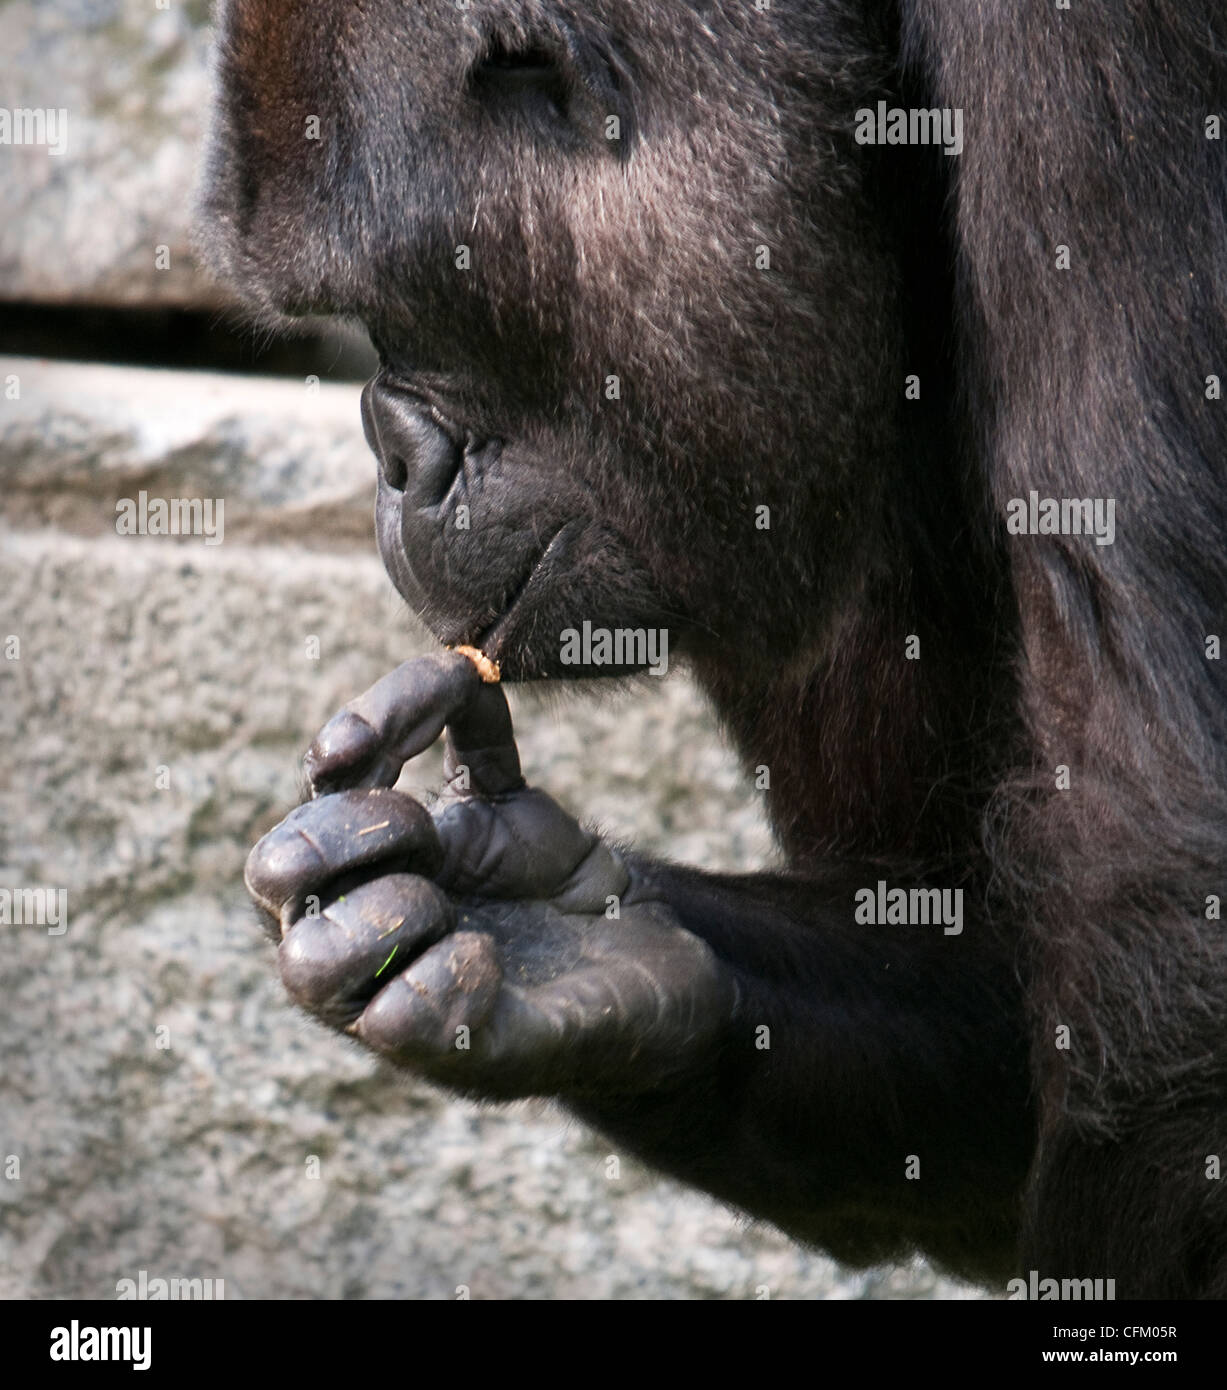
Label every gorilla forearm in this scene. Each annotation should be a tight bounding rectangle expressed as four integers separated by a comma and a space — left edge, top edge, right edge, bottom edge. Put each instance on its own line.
568, 860, 1033, 1279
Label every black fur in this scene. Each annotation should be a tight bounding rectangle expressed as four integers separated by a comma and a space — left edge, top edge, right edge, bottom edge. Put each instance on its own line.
201, 0, 1227, 1294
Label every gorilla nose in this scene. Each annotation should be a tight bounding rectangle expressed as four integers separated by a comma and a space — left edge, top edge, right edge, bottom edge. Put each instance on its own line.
361, 376, 461, 502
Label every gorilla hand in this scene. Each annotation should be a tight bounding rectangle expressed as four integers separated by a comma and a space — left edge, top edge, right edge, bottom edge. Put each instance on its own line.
244, 652, 736, 1101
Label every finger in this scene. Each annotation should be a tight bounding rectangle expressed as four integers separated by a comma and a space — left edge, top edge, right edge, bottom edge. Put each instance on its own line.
353, 930, 619, 1096
432, 789, 623, 902
280, 874, 454, 1028
305, 650, 480, 794
351, 904, 616, 1094
244, 789, 442, 936
441, 681, 524, 797
354, 929, 505, 1064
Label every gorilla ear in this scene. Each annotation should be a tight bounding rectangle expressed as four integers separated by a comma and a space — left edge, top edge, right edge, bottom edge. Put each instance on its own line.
468, 26, 636, 155
470, 37, 572, 117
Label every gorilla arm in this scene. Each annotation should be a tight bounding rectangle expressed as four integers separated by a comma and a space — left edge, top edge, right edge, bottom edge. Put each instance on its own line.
245, 653, 1032, 1281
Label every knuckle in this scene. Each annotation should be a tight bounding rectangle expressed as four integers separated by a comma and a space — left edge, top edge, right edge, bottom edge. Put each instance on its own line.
305, 708, 381, 790
279, 874, 454, 1023
355, 930, 501, 1059
244, 820, 324, 913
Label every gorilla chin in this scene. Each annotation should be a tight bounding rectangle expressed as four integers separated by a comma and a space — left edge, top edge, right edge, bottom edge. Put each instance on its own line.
363, 371, 674, 683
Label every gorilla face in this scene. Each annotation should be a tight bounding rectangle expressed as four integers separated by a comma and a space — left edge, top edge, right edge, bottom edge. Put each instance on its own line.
201, 0, 905, 680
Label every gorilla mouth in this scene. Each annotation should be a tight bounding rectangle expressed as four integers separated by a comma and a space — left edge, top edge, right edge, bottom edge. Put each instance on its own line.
362, 371, 674, 681
471, 520, 575, 652
362, 373, 584, 669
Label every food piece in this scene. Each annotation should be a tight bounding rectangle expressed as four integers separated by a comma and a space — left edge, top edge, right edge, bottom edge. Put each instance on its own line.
453, 644, 501, 684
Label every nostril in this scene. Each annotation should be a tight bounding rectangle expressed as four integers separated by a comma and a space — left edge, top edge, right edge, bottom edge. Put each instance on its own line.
361, 380, 406, 490
361, 378, 461, 503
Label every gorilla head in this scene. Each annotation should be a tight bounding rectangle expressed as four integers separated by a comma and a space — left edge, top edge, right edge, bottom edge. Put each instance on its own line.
201, 1, 930, 684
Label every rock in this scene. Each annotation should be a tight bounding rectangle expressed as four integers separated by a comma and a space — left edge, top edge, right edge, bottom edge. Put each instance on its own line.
0, 356, 377, 540
0, 0, 222, 308
0, 358, 982, 1299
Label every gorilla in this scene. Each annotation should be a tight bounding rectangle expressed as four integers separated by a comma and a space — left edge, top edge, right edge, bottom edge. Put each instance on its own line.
199, 1, 1227, 1295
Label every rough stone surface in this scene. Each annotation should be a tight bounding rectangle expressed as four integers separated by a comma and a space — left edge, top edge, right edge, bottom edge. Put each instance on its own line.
0, 0, 222, 308
0, 358, 987, 1300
